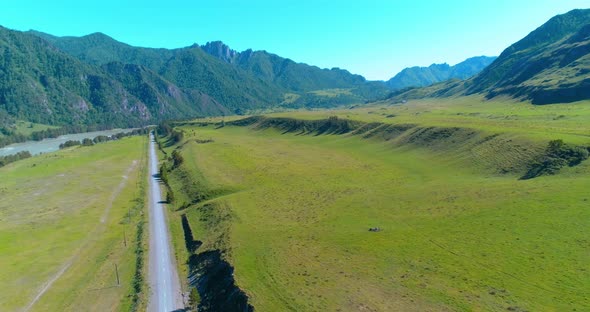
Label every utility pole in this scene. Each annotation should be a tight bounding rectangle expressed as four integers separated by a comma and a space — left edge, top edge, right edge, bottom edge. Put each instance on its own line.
123, 229, 127, 247
115, 264, 120, 286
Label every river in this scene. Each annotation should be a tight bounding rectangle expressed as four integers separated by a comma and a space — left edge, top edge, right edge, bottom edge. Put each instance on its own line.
0, 129, 135, 157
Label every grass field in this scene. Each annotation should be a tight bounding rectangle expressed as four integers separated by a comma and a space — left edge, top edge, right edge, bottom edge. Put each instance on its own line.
0, 121, 58, 138
269, 96, 590, 143
163, 97, 590, 311
0, 135, 148, 312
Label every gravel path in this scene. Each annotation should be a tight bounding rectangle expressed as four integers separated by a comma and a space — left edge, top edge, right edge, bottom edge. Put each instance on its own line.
147, 133, 184, 311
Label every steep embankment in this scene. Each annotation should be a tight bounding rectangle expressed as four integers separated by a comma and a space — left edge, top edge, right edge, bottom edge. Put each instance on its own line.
155, 129, 253, 311
230, 116, 589, 179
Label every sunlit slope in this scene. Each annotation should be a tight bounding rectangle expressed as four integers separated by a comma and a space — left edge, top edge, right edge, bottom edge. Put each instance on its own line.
0, 136, 147, 312
390, 9, 590, 104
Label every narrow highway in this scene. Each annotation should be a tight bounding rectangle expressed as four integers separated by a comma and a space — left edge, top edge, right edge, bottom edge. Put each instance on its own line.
147, 133, 184, 312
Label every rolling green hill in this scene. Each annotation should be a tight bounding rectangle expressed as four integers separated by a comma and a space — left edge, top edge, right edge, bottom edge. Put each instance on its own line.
386, 56, 496, 90
389, 9, 590, 104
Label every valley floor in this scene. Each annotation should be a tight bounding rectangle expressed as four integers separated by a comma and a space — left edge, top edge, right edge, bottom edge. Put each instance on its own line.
162, 97, 590, 311
0, 136, 148, 311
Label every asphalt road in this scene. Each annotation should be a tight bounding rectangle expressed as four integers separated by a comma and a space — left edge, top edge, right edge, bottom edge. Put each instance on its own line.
147, 133, 184, 312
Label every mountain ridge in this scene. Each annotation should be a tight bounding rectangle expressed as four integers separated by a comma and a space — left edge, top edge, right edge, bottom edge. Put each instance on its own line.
389, 9, 590, 104
28, 30, 389, 111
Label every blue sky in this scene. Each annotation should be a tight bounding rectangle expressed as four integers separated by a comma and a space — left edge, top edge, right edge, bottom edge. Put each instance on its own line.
2, 0, 589, 80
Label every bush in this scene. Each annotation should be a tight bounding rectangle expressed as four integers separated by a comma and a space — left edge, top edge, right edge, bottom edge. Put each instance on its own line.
521, 139, 589, 179
0, 150, 32, 167
160, 163, 168, 183
59, 140, 81, 149
157, 122, 173, 137
82, 138, 94, 146
166, 190, 175, 203
171, 150, 184, 168
170, 130, 184, 144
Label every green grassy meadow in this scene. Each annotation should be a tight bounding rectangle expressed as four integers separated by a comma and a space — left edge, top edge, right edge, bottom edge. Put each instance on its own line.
0, 121, 58, 138
0, 136, 148, 312
163, 97, 590, 311
269, 96, 590, 143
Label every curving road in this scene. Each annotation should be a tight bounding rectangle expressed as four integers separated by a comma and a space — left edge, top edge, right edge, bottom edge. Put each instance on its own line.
148, 133, 184, 312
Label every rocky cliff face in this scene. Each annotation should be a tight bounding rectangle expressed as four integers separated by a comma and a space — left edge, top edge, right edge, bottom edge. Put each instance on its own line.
201, 41, 238, 63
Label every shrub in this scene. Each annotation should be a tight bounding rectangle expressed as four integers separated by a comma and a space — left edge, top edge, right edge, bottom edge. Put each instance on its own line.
171, 150, 184, 168
0, 150, 32, 167
521, 140, 589, 179
82, 138, 94, 146
59, 140, 81, 149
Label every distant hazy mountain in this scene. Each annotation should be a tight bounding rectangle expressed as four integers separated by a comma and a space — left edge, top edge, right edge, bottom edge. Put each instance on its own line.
385, 56, 497, 90
390, 9, 590, 104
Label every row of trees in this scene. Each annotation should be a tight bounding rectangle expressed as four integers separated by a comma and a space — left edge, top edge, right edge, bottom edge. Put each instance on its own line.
0, 128, 151, 169
156, 121, 184, 145
0, 123, 118, 149
0, 150, 32, 167
58, 128, 151, 150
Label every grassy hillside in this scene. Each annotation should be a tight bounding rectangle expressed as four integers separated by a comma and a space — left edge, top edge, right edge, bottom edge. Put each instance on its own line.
0, 121, 58, 138
466, 9, 590, 104
390, 9, 590, 104
159, 97, 590, 311
0, 136, 148, 311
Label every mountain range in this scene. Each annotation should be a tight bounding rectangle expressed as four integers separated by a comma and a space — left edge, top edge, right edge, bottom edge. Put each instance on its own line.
1, 8, 588, 132
0, 29, 390, 129
385, 56, 497, 90
390, 9, 590, 104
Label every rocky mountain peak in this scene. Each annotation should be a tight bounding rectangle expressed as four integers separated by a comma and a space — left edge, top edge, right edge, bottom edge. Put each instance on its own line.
201, 41, 238, 63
